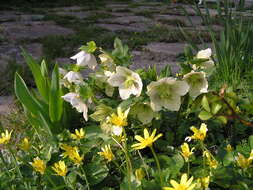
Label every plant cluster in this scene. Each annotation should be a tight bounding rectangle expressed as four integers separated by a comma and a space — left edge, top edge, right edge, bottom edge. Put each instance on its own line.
0, 38, 253, 190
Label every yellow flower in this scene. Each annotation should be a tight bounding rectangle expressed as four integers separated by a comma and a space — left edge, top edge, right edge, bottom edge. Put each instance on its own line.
163, 173, 196, 190
180, 143, 194, 162
108, 107, 130, 136
20, 137, 30, 151
31, 157, 46, 175
203, 151, 218, 169
226, 144, 233, 152
71, 128, 85, 140
60, 144, 84, 165
52, 161, 67, 176
197, 176, 210, 189
98, 145, 114, 162
109, 107, 129, 127
0, 130, 12, 144
135, 168, 145, 181
187, 123, 207, 141
131, 128, 162, 150
236, 150, 253, 169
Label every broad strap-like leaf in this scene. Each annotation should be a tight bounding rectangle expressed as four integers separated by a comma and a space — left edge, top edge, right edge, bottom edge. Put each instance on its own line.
49, 64, 63, 123
22, 49, 50, 102
14, 73, 43, 116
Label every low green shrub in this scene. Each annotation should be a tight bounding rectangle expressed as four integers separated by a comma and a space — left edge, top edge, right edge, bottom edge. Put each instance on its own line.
0, 38, 253, 189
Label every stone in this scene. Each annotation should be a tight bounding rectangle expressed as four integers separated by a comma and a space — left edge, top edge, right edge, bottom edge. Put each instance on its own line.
55, 11, 90, 19
51, 6, 84, 12
155, 15, 202, 26
96, 23, 149, 32
100, 15, 152, 25
1, 21, 74, 41
0, 43, 43, 69
143, 42, 186, 57
131, 50, 180, 74
0, 96, 14, 116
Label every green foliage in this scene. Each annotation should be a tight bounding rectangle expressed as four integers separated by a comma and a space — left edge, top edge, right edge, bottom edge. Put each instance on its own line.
2, 31, 253, 189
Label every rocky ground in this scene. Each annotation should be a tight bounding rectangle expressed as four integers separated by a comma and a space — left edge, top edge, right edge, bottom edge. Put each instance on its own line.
0, 0, 252, 115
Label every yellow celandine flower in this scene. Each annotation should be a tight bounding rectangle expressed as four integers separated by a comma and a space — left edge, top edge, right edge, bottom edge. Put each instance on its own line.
236, 150, 253, 169
109, 107, 129, 127
20, 137, 30, 151
60, 144, 84, 165
203, 151, 218, 169
52, 161, 67, 176
0, 130, 12, 144
71, 128, 85, 140
197, 176, 210, 189
31, 157, 46, 175
163, 173, 196, 190
131, 128, 162, 150
187, 123, 207, 141
108, 107, 130, 136
98, 145, 114, 162
135, 168, 145, 181
180, 143, 195, 162
226, 144, 233, 152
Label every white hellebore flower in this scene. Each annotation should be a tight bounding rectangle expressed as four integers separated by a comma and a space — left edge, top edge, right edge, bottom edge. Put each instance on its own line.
147, 78, 189, 111
183, 71, 208, 98
108, 66, 143, 100
62, 93, 88, 121
71, 50, 97, 70
195, 48, 214, 70
64, 71, 83, 85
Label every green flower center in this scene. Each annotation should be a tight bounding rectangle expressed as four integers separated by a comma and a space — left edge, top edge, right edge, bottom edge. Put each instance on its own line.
124, 76, 135, 88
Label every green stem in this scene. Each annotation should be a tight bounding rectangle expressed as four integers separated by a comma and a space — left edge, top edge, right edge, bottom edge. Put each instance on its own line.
80, 166, 90, 190
123, 129, 132, 190
46, 175, 57, 188
187, 161, 190, 176
112, 160, 126, 175
150, 146, 162, 185
137, 150, 149, 179
7, 145, 30, 190
0, 150, 11, 177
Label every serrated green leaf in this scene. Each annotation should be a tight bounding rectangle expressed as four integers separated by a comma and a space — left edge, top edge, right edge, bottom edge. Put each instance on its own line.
211, 102, 222, 114
199, 110, 213, 120
201, 95, 210, 112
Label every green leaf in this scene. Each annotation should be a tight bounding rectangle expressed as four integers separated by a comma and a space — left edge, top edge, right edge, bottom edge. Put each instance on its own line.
80, 41, 97, 53
14, 73, 43, 116
22, 50, 50, 102
49, 64, 63, 122
248, 135, 253, 149
199, 110, 213, 120
223, 152, 234, 166
201, 95, 210, 112
217, 116, 227, 124
211, 102, 222, 114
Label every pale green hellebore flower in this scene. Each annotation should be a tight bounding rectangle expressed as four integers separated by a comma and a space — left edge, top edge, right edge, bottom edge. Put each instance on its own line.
194, 48, 214, 70
71, 50, 97, 70
108, 66, 143, 100
62, 92, 88, 121
183, 71, 208, 98
147, 77, 189, 111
